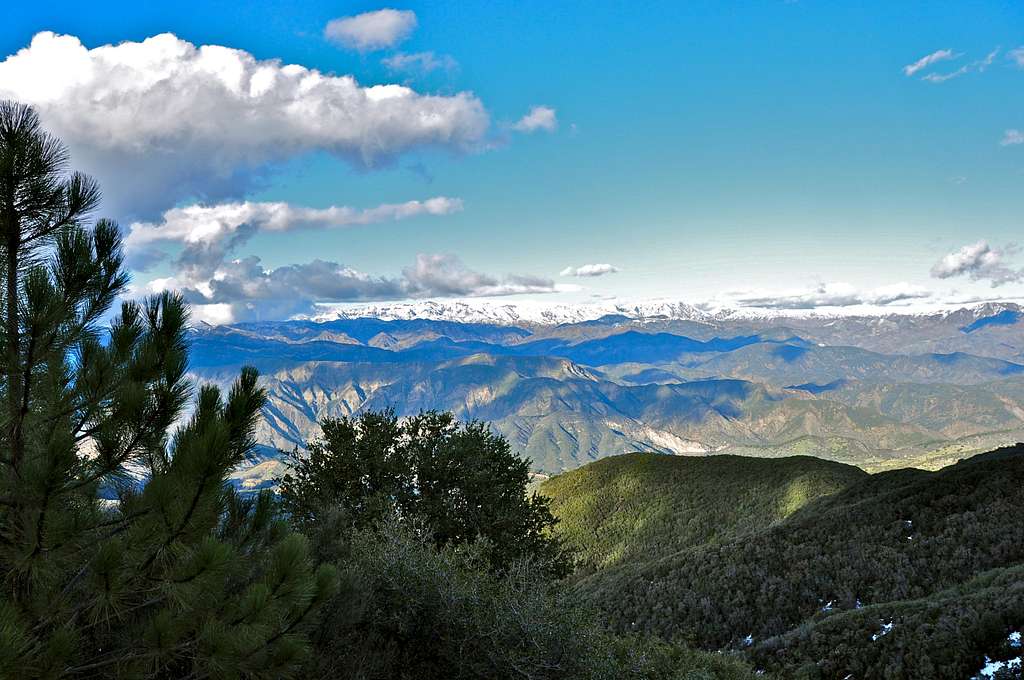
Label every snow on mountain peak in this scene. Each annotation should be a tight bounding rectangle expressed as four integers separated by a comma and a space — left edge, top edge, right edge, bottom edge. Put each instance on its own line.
303, 298, 1023, 327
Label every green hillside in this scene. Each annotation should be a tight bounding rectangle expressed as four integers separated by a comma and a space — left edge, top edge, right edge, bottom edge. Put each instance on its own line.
748, 563, 1024, 678
545, 445, 1024, 679
539, 453, 866, 573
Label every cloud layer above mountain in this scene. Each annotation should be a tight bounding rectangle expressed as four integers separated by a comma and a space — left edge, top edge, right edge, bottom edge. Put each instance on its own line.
0, 31, 488, 216
155, 253, 561, 323
732, 282, 932, 309
560, 263, 620, 277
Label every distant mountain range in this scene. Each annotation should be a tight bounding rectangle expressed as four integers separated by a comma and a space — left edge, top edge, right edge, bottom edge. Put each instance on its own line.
308, 300, 716, 325
308, 298, 1023, 328
186, 302, 1024, 488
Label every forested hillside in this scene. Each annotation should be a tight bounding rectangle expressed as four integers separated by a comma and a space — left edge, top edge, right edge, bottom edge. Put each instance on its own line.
543, 445, 1024, 679
540, 453, 866, 573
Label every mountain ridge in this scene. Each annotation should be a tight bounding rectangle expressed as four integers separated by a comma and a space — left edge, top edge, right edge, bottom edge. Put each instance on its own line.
184, 305, 1024, 487
302, 299, 1024, 327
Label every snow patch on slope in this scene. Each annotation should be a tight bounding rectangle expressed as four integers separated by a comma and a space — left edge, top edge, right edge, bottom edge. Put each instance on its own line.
974, 656, 1021, 679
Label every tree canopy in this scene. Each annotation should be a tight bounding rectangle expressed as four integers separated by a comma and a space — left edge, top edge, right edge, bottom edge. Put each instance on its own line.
279, 409, 569, 576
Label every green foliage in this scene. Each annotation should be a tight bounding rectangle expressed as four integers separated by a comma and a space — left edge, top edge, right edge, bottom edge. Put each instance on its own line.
552, 445, 1024, 679
278, 411, 765, 679
298, 511, 762, 680
279, 408, 570, 576
598, 635, 767, 680
304, 513, 599, 679
748, 563, 1024, 679
0, 101, 334, 678
541, 453, 865, 573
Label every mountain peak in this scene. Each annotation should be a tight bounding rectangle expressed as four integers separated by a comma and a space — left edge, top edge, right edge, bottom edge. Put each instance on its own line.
303, 299, 1023, 327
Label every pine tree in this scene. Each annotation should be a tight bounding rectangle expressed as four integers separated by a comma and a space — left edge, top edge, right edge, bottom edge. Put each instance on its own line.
0, 101, 336, 678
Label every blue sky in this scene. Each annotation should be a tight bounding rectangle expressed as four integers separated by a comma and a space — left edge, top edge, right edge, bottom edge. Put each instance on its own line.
2, 1, 1023, 321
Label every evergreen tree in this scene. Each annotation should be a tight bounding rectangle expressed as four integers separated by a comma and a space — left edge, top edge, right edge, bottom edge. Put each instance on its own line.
0, 101, 335, 678
279, 409, 569, 577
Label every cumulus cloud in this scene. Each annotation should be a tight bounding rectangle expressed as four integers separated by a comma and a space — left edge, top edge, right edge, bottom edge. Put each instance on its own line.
324, 9, 417, 52
931, 241, 1023, 287
1001, 129, 1024, 146
0, 32, 488, 216
178, 257, 407, 319
382, 51, 457, 75
157, 253, 559, 322
559, 263, 620, 277
733, 282, 933, 310
903, 49, 958, 76
403, 254, 557, 297
512, 106, 558, 133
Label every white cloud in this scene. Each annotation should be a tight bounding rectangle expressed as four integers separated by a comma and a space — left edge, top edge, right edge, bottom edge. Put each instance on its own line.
733, 282, 933, 310
512, 106, 558, 133
0, 32, 488, 216
921, 65, 969, 83
126, 196, 463, 304
324, 9, 417, 52
1010, 46, 1024, 68
865, 282, 935, 305
403, 254, 558, 297
976, 47, 1000, 71
931, 241, 1023, 287
920, 48, 999, 83
382, 51, 457, 75
189, 303, 236, 327
902, 49, 958, 76
1000, 129, 1024, 146
158, 253, 560, 322
127, 196, 461, 251
560, 263, 620, 277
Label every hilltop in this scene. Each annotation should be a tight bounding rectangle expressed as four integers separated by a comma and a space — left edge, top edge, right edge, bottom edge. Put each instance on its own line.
539, 453, 866, 573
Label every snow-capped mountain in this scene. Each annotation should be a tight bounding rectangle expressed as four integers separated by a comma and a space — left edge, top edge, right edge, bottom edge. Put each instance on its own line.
307, 299, 711, 325
189, 298, 1024, 485
305, 298, 1024, 327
